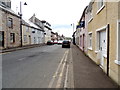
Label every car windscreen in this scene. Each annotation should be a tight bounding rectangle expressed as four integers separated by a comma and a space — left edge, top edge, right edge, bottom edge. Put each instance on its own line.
63, 41, 69, 44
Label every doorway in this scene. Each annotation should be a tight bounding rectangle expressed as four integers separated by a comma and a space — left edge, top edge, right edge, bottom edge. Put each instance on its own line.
99, 30, 107, 67
0, 31, 4, 47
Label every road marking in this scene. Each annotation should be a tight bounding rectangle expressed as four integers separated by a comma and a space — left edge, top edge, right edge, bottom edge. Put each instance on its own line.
48, 50, 68, 88
56, 50, 69, 88
64, 64, 69, 88
18, 58, 25, 61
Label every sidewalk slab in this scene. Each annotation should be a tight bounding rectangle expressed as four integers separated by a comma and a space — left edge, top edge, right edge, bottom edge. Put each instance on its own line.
71, 45, 119, 88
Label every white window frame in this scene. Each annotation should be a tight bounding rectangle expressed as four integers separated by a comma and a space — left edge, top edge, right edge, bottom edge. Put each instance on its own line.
26, 27, 29, 32
88, 9, 93, 23
24, 35, 27, 43
115, 20, 120, 65
96, 0, 105, 14
88, 32, 92, 50
95, 25, 107, 57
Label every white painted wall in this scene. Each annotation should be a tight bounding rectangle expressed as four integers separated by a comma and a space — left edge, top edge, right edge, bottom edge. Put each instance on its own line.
31, 28, 44, 44
44, 27, 51, 43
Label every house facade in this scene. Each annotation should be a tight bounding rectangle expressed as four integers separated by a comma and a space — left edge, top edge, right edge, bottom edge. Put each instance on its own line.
22, 20, 31, 46
41, 20, 52, 43
0, 1, 21, 49
87, 0, 120, 85
29, 14, 45, 44
77, 6, 88, 54
22, 19, 45, 45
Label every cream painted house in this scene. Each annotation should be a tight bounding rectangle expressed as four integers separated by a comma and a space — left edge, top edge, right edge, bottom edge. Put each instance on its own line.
87, 0, 120, 85
22, 20, 31, 46
22, 19, 45, 45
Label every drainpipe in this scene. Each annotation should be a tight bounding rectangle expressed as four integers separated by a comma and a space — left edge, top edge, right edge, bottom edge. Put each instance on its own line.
107, 24, 110, 76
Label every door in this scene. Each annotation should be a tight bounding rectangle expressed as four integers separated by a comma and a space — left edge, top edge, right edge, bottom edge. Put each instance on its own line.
99, 30, 106, 67
0, 31, 4, 47
83, 34, 85, 51
29, 35, 31, 45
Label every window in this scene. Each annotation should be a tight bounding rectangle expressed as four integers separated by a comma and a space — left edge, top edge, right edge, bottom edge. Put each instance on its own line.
26, 27, 29, 32
98, 0, 104, 10
88, 33, 92, 49
24, 35, 27, 42
34, 37, 36, 44
7, 17, 13, 28
97, 0, 105, 14
87, 3, 93, 23
10, 33, 15, 43
0, 31, 4, 47
80, 36, 82, 47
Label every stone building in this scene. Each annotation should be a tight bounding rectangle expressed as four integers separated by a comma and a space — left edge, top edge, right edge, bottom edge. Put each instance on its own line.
0, 0, 21, 49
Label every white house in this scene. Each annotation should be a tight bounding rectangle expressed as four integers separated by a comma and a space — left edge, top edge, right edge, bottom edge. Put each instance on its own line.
41, 20, 52, 43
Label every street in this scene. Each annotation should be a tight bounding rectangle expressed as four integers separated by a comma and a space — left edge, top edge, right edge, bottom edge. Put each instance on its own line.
2, 45, 70, 88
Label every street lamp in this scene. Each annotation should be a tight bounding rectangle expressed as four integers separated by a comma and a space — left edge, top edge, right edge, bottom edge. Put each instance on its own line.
71, 23, 74, 34
19, 1, 27, 47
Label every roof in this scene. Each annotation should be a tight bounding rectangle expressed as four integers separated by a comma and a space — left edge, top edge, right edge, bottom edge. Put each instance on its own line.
22, 19, 44, 32
0, 3, 19, 17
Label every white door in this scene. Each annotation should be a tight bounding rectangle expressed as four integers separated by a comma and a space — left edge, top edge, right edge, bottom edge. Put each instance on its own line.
99, 30, 106, 66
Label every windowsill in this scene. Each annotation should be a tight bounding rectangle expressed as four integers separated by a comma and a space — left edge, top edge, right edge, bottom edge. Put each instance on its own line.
95, 50, 99, 54
96, 5, 105, 15
88, 47, 93, 51
88, 17, 93, 23
114, 60, 120, 65
88, 32, 92, 34
103, 54, 107, 58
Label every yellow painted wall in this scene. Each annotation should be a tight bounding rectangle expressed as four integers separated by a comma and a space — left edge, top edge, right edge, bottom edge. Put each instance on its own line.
88, 1, 120, 85
22, 25, 31, 46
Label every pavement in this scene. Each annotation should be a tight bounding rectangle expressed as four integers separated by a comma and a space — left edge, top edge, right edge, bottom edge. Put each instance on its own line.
0, 44, 45, 53
69, 44, 119, 88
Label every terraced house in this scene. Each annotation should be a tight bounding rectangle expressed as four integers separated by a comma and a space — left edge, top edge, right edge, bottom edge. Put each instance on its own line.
0, 0, 21, 49
86, 0, 120, 85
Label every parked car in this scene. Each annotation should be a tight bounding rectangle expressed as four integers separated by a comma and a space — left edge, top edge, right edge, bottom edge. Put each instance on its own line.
53, 40, 58, 44
62, 40, 70, 48
47, 40, 53, 45
58, 40, 63, 45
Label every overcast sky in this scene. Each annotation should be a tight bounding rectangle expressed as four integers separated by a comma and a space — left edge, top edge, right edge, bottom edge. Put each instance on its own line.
11, 0, 90, 37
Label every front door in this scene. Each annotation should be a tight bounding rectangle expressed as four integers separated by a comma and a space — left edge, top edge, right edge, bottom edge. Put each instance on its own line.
29, 35, 31, 45
0, 31, 4, 47
99, 30, 106, 67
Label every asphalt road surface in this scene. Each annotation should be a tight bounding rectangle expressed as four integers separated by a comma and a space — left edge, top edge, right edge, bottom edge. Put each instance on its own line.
2, 45, 70, 88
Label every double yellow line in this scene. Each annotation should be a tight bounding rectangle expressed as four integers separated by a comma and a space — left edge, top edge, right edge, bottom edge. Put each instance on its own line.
48, 50, 69, 88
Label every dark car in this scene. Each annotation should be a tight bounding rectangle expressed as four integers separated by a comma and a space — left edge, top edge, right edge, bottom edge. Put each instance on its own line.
62, 40, 70, 48
47, 40, 53, 45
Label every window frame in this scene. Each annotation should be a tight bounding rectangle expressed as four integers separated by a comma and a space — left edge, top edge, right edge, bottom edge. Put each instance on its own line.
88, 32, 92, 50
24, 35, 27, 43
10, 33, 15, 43
7, 17, 13, 28
96, 0, 105, 14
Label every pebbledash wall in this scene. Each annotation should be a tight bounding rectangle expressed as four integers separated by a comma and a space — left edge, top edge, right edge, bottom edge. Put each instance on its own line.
87, 0, 120, 85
